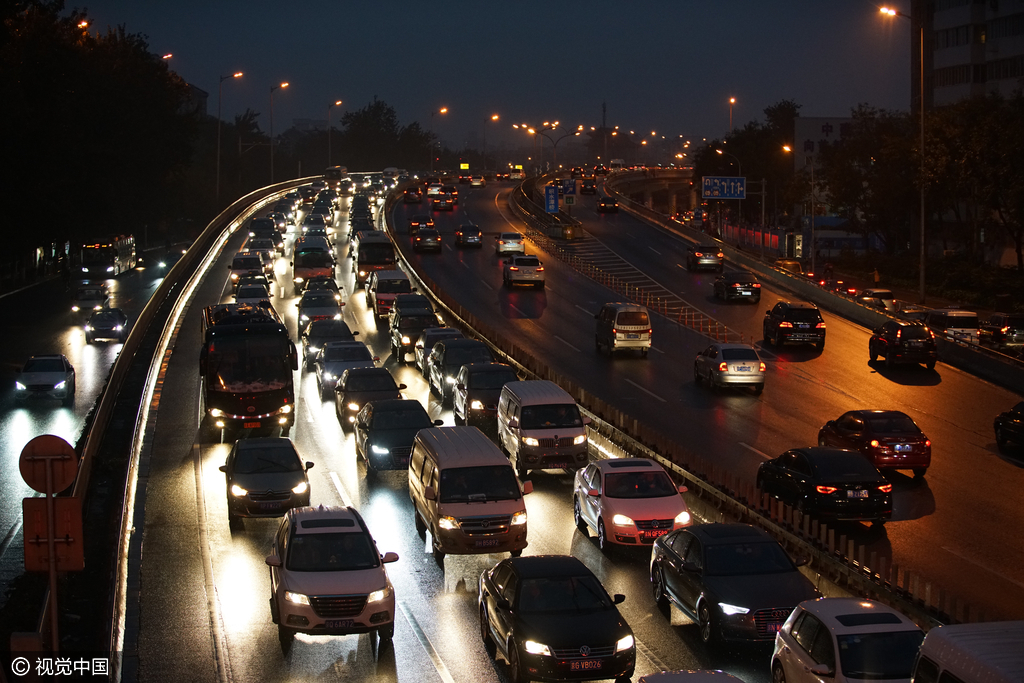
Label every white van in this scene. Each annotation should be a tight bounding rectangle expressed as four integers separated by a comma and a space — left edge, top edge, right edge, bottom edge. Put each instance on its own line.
408, 426, 532, 562
497, 380, 590, 478
924, 309, 979, 343
912, 621, 1024, 683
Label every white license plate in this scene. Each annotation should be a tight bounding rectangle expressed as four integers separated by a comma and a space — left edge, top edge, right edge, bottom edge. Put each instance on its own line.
741, 291, 751, 296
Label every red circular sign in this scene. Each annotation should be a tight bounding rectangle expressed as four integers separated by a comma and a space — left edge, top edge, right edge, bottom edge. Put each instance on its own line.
19, 435, 79, 494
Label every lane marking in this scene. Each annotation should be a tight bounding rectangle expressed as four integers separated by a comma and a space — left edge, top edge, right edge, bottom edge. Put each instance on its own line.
194, 444, 232, 683
942, 545, 1024, 590
575, 305, 595, 316
329, 471, 350, 506
554, 335, 581, 352
648, 246, 662, 255
479, 279, 494, 291
396, 601, 457, 683
624, 379, 666, 402
739, 441, 771, 459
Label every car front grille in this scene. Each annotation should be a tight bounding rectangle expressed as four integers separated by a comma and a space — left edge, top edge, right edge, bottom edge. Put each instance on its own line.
310, 594, 367, 618
458, 514, 512, 536
248, 490, 291, 502
550, 644, 616, 658
753, 607, 794, 638
28, 384, 56, 392
391, 447, 411, 459
537, 437, 576, 448
634, 519, 675, 531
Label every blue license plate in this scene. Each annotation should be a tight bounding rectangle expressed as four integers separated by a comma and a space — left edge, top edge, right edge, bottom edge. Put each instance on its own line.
476, 539, 500, 548
626, 334, 640, 340
736, 366, 751, 372
894, 444, 911, 452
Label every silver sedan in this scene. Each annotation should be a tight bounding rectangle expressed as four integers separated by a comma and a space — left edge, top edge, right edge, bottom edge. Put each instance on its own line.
694, 343, 765, 394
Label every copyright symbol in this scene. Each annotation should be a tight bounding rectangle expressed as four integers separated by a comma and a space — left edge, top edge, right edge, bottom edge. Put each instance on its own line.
11, 657, 30, 676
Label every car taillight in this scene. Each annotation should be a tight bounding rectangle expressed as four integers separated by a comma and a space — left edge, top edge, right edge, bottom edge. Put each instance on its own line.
695, 252, 703, 257
753, 283, 761, 288
878, 484, 893, 493
897, 329, 902, 339
717, 252, 724, 258
779, 321, 793, 328
759, 362, 766, 372
718, 362, 728, 372
536, 267, 544, 272
732, 283, 741, 287
816, 322, 826, 328
870, 440, 880, 448
816, 485, 838, 494
924, 439, 931, 447
509, 266, 519, 271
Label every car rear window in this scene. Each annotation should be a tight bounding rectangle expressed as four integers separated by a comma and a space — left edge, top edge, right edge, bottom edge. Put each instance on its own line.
813, 454, 880, 479
787, 308, 823, 323
616, 311, 649, 326
721, 348, 760, 362
863, 414, 920, 434
516, 258, 541, 267
899, 325, 932, 340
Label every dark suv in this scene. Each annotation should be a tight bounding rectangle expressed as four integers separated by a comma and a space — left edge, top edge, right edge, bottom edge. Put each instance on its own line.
389, 307, 439, 362
763, 301, 826, 349
869, 320, 937, 370
980, 313, 1024, 350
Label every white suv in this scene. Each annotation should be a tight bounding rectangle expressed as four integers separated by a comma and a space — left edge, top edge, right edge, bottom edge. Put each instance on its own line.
772, 598, 924, 683
266, 505, 399, 647
573, 458, 691, 552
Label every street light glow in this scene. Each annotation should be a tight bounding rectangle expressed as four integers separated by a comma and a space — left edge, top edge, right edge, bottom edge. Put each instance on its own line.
880, 6, 898, 16
280, 82, 289, 89
439, 107, 448, 114
491, 114, 500, 121
232, 71, 243, 79
161, 53, 173, 60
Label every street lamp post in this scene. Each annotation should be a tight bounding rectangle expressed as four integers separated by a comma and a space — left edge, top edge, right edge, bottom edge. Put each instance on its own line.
729, 97, 736, 132
216, 71, 243, 204
784, 145, 817, 275
482, 113, 499, 170
715, 148, 743, 240
269, 82, 289, 183
429, 106, 447, 173
882, 6, 927, 303
327, 99, 342, 167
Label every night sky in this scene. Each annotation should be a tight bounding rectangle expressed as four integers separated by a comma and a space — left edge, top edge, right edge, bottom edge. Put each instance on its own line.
75, 1, 911, 150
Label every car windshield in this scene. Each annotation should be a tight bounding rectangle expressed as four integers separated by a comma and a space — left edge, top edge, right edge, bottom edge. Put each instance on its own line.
438, 465, 521, 503
704, 541, 794, 576
324, 346, 371, 362
519, 404, 582, 430
345, 374, 397, 392
721, 348, 760, 362
446, 347, 494, 367
294, 251, 333, 268
23, 359, 65, 373
517, 576, 611, 613
836, 630, 924, 680
616, 311, 649, 326
604, 471, 677, 498
813, 455, 880, 479
301, 294, 338, 307
469, 370, 518, 390
371, 407, 431, 430
77, 289, 105, 299
286, 532, 380, 572
233, 447, 302, 474
863, 415, 920, 434
377, 279, 411, 293
204, 334, 291, 391
91, 312, 123, 324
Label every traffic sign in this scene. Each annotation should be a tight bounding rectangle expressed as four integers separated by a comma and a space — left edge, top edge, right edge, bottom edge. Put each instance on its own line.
23, 496, 84, 572
562, 178, 577, 195
20, 435, 78, 494
701, 176, 746, 200
564, 195, 576, 206
544, 185, 559, 213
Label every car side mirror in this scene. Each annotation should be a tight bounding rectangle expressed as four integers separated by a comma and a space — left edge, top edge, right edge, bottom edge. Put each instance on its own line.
424, 485, 436, 501
352, 331, 360, 336
612, 594, 626, 605
793, 556, 809, 568
218, 465, 227, 473
398, 383, 408, 390
265, 554, 282, 567
289, 262, 293, 267
508, 418, 519, 429
677, 485, 688, 494
765, 310, 771, 316
496, 597, 510, 611
809, 664, 833, 677
456, 383, 465, 391
583, 416, 592, 426
381, 551, 399, 564
433, 419, 444, 426
587, 488, 600, 498
521, 480, 533, 495
305, 461, 314, 470
681, 560, 700, 573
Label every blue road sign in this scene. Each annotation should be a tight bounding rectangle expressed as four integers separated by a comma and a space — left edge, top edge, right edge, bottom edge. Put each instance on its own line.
702, 176, 746, 200
545, 185, 559, 213
562, 178, 576, 195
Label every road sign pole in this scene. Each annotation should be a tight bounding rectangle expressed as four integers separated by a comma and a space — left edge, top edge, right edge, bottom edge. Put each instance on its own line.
45, 463, 59, 653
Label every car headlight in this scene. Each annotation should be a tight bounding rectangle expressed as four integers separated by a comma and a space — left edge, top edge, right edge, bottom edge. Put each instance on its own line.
291, 481, 308, 495
94, 304, 103, 310
231, 273, 239, 280
113, 325, 122, 331
615, 634, 635, 653
522, 437, 539, 447
470, 400, 484, 410
71, 305, 80, 312
307, 345, 319, 354
511, 510, 527, 525
210, 408, 223, 417
333, 313, 342, 320
280, 405, 292, 414
446, 376, 457, 384
230, 484, 248, 497
524, 640, 552, 657
367, 586, 392, 604
573, 434, 587, 445
438, 516, 460, 530
674, 510, 692, 526
612, 514, 634, 527
401, 336, 411, 345
54, 380, 67, 390
719, 602, 750, 616
84, 325, 93, 331
293, 277, 304, 284
299, 314, 309, 321
106, 266, 115, 272
284, 591, 309, 605
81, 267, 89, 273
371, 445, 390, 455
15, 382, 26, 391
347, 402, 360, 412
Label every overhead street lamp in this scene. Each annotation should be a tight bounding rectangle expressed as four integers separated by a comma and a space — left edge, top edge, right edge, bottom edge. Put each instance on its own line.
881, 5, 927, 304
429, 106, 448, 173
269, 82, 289, 183
327, 99, 342, 167
482, 113, 499, 170
729, 97, 736, 132
216, 71, 243, 204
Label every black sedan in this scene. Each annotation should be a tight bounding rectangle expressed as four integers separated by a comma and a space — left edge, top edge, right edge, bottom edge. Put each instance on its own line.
479, 555, 635, 683
818, 410, 931, 477
413, 228, 442, 252
995, 401, 1024, 449
218, 437, 312, 524
300, 319, 357, 366
85, 308, 129, 343
354, 399, 442, 473
597, 197, 618, 213
756, 448, 892, 524
453, 362, 519, 426
713, 271, 761, 303
649, 523, 820, 645
334, 367, 406, 430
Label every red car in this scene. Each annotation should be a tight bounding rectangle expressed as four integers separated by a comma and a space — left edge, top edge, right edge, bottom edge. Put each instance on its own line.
818, 410, 931, 477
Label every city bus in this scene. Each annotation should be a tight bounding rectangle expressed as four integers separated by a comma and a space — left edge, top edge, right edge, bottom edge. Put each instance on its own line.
200, 303, 297, 436
324, 165, 348, 189
78, 235, 137, 279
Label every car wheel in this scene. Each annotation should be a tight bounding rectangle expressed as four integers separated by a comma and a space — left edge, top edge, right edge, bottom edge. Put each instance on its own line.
62, 390, 75, 408
277, 623, 295, 648
752, 383, 764, 395
508, 641, 531, 683
537, 281, 545, 290
227, 506, 239, 526
574, 498, 588, 534
85, 334, 93, 344
885, 353, 893, 369
652, 565, 669, 613
693, 362, 703, 386
996, 426, 1007, 447
762, 327, 773, 347
772, 662, 787, 683
913, 468, 927, 478
509, 549, 522, 557
453, 410, 464, 426
698, 600, 717, 645
432, 538, 445, 565
414, 510, 426, 537
926, 360, 936, 370
641, 347, 648, 358
480, 604, 496, 656
515, 456, 528, 481
377, 621, 394, 644
869, 345, 878, 362
597, 518, 610, 553
686, 259, 693, 272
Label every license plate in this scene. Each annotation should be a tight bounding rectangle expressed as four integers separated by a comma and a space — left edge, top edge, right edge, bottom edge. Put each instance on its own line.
259, 501, 284, 509
325, 619, 354, 628
741, 291, 751, 296
735, 366, 751, 372
910, 342, 923, 347
894, 444, 911, 452
243, 421, 261, 429
798, 323, 809, 329
475, 538, 500, 548
626, 334, 640, 340
765, 622, 783, 634
570, 660, 603, 671
545, 461, 571, 469
641, 529, 669, 540
848, 489, 869, 499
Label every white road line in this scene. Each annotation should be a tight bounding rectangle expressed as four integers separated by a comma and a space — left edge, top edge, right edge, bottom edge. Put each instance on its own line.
624, 379, 666, 402
328, 471, 350, 506
648, 246, 662, 255
480, 279, 494, 291
554, 335, 581, 352
305, 397, 317, 423
651, 345, 665, 354
942, 546, 1024, 590
738, 441, 771, 459
396, 601, 457, 683
574, 305, 595, 316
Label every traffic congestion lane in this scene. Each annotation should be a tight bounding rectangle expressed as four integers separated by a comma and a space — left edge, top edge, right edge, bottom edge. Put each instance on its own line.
393, 186, 1024, 620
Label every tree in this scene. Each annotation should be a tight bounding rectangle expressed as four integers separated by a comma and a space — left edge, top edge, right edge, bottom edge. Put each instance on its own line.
336, 98, 431, 170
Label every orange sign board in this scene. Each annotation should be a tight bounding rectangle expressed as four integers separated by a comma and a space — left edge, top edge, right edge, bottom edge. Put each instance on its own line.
23, 497, 85, 572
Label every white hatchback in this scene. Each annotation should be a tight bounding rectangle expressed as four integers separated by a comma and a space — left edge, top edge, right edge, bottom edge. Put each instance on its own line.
772, 598, 924, 683
496, 231, 525, 255
573, 458, 691, 552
